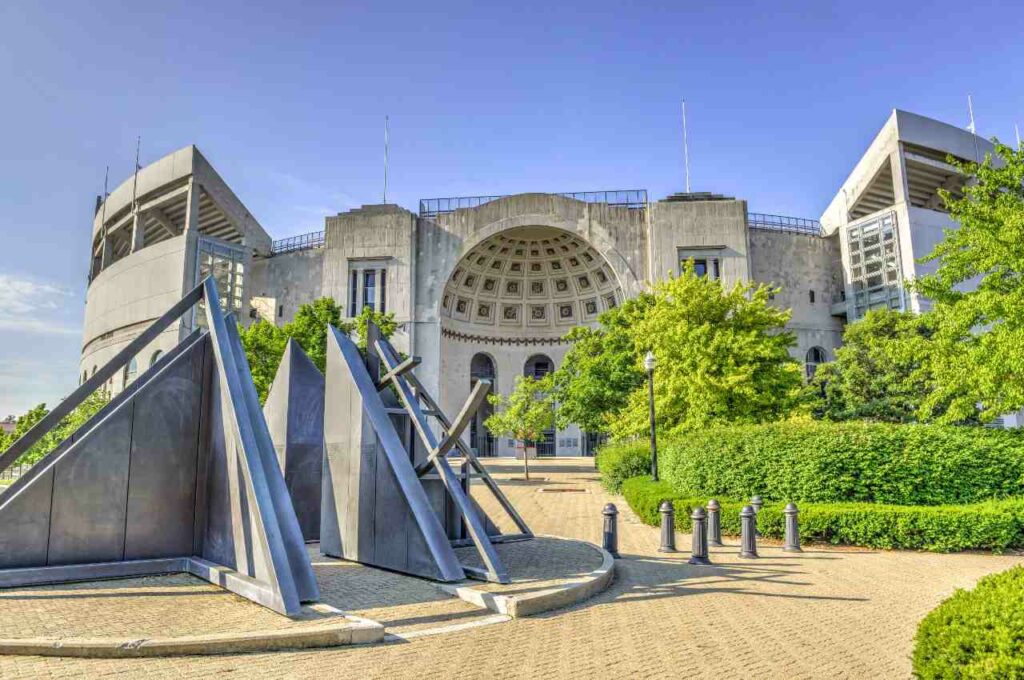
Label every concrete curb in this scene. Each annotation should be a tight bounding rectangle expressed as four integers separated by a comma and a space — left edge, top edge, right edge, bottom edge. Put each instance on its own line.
0, 607, 384, 658
437, 538, 614, 618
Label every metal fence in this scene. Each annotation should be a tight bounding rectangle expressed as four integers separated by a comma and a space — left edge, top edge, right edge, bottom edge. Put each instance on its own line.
0, 462, 32, 484
271, 230, 325, 255
748, 212, 823, 236
419, 190, 648, 218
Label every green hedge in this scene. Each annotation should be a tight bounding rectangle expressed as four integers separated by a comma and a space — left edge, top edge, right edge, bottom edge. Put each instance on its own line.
659, 421, 1024, 506
621, 476, 1024, 552
596, 440, 650, 492
913, 566, 1024, 678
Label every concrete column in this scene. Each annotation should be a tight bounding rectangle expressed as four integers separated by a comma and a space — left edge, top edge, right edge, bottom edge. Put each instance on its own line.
130, 212, 145, 252
890, 149, 909, 206
99, 233, 114, 270
180, 179, 203, 334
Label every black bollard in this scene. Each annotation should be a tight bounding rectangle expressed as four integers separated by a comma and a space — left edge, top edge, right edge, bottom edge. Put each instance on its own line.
707, 499, 723, 547
688, 507, 711, 565
751, 495, 763, 537
603, 503, 620, 558
658, 501, 677, 553
784, 502, 802, 553
739, 505, 758, 558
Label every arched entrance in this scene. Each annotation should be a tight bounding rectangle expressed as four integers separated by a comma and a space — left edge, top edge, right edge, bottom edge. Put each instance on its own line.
437, 225, 624, 457
470, 353, 496, 457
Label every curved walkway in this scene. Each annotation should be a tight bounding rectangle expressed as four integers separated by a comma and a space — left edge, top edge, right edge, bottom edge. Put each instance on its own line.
2, 457, 1021, 678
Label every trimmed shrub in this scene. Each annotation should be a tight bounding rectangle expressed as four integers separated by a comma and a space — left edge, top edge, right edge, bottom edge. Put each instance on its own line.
620, 476, 1024, 552
660, 421, 1024, 506
913, 566, 1024, 679
596, 440, 650, 493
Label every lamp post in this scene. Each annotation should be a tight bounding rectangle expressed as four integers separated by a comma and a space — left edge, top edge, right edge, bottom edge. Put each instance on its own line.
644, 351, 658, 481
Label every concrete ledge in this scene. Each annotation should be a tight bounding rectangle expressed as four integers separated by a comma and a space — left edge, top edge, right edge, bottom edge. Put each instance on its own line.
438, 539, 614, 618
0, 608, 384, 658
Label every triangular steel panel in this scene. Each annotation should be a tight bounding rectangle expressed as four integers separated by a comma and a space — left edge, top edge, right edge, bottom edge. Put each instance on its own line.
264, 339, 324, 542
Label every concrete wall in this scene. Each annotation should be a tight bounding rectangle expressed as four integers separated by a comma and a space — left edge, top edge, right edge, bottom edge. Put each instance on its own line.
749, 229, 844, 366
648, 199, 750, 286
80, 235, 189, 389
249, 249, 325, 325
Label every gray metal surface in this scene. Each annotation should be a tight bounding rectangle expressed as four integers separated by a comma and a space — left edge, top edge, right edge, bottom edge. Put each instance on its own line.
603, 503, 619, 558
784, 503, 802, 553
264, 339, 325, 542
707, 499, 723, 547
321, 325, 464, 582
688, 507, 711, 565
658, 501, 676, 553
0, 280, 319, 617
739, 505, 758, 559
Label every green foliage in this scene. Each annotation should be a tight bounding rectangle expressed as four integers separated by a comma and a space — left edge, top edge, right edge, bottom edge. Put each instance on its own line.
281, 297, 347, 373
239, 297, 398, 403
0, 391, 111, 466
552, 295, 652, 434
238, 320, 289, 403
914, 143, 1024, 424
808, 309, 969, 423
594, 439, 650, 492
608, 267, 802, 439
913, 565, 1024, 678
621, 476, 1024, 553
485, 374, 556, 443
657, 420, 1024, 506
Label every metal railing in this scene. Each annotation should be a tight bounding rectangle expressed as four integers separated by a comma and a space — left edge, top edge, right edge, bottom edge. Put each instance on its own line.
271, 230, 325, 254
419, 190, 648, 218
748, 213, 823, 236
0, 461, 31, 483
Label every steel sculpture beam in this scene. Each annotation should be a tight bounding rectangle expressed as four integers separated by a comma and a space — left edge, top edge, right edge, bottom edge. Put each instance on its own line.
0, 279, 318, 616
263, 339, 325, 542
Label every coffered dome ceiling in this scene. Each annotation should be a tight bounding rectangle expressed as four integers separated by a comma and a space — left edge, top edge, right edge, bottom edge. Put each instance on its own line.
440, 227, 623, 336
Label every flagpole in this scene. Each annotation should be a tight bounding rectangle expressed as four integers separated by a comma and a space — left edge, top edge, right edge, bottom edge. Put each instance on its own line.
682, 100, 691, 193
384, 115, 389, 204
967, 95, 980, 163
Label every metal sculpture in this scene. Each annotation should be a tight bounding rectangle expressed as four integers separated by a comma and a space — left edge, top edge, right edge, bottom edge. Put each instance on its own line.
321, 322, 532, 584
0, 279, 318, 616
264, 339, 324, 542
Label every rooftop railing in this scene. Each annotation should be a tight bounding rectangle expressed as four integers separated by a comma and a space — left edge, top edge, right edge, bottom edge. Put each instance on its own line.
747, 212, 823, 236
271, 230, 325, 254
419, 190, 648, 218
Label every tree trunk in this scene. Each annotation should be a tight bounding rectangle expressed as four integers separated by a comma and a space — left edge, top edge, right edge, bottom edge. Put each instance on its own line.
523, 440, 530, 480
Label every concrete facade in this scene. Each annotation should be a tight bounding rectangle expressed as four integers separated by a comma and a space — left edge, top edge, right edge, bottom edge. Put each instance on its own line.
79, 109, 1006, 450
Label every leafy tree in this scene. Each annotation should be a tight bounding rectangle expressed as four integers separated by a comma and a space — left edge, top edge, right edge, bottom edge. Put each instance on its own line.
239, 320, 290, 403
239, 297, 399, 403
1, 391, 110, 466
485, 374, 556, 480
281, 297, 347, 373
552, 294, 652, 434
807, 309, 963, 423
607, 266, 802, 439
914, 142, 1024, 423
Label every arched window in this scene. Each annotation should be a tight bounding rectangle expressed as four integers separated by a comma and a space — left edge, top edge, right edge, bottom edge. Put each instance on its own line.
81, 370, 87, 385
150, 350, 164, 368
523, 354, 554, 379
805, 346, 827, 378
123, 357, 138, 388
522, 354, 556, 456
470, 353, 497, 457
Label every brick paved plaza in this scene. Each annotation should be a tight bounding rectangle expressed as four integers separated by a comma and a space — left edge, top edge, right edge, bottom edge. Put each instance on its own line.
0, 457, 1019, 679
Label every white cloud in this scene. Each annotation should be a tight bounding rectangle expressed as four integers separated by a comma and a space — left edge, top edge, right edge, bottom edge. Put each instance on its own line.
0, 274, 78, 335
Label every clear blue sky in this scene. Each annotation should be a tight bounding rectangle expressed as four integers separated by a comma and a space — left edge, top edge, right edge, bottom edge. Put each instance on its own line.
1, 0, 1022, 416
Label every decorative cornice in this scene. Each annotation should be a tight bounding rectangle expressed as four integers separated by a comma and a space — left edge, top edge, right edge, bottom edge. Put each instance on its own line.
441, 327, 571, 346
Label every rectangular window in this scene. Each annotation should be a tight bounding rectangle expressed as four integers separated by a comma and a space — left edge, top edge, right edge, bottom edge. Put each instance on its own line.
809, 290, 815, 304
349, 270, 358, 317
379, 269, 387, 314
845, 211, 903, 319
194, 237, 245, 328
677, 249, 721, 280
363, 270, 376, 312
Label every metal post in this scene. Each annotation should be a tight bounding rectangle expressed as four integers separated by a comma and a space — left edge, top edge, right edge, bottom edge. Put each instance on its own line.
688, 507, 711, 565
784, 503, 802, 553
707, 499, 723, 547
739, 505, 758, 558
646, 369, 658, 481
603, 503, 620, 558
751, 495, 763, 537
658, 501, 676, 553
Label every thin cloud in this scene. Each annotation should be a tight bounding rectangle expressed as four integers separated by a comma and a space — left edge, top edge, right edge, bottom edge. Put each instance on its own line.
0, 274, 78, 335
